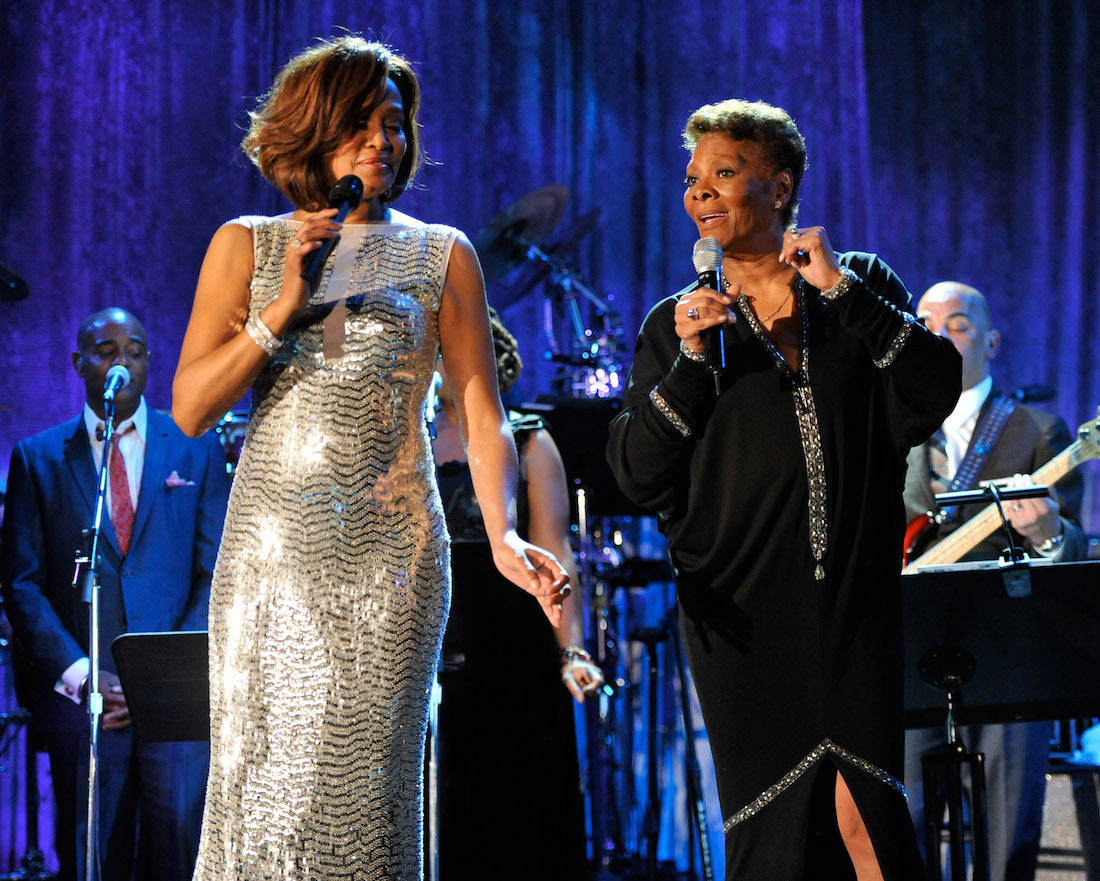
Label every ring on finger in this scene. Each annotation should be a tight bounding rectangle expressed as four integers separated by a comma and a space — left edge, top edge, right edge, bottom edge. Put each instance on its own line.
290, 239, 303, 249
687, 306, 699, 320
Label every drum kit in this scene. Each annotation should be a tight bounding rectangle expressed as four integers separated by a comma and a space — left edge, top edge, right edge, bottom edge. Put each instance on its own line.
472, 185, 625, 399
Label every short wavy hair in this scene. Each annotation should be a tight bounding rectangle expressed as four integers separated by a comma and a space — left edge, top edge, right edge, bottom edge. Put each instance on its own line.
242, 37, 423, 210
488, 307, 523, 393
683, 99, 807, 228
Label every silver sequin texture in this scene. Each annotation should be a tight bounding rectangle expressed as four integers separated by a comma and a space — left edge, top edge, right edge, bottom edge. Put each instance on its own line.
872, 310, 916, 368
193, 218, 455, 881
722, 738, 907, 832
649, 387, 692, 438
738, 285, 829, 580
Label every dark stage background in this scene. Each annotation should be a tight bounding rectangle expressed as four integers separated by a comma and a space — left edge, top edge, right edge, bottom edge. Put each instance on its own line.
1, 0, 1098, 874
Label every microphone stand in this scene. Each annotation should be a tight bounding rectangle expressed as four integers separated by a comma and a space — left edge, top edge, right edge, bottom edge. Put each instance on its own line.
72, 394, 121, 881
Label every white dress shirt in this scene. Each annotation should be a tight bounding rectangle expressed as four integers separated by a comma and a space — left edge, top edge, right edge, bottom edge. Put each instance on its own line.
56, 397, 149, 703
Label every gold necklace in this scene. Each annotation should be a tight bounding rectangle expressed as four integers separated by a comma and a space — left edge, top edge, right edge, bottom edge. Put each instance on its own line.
757, 288, 793, 323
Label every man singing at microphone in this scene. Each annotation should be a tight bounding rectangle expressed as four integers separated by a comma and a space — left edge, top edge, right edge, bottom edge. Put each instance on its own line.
1, 307, 229, 881
607, 99, 961, 879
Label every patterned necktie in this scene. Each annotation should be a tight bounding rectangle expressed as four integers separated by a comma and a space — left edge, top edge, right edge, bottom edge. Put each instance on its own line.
107, 424, 135, 556
927, 428, 951, 497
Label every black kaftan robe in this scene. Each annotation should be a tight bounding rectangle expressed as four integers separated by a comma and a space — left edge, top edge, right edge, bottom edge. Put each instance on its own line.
607, 252, 961, 879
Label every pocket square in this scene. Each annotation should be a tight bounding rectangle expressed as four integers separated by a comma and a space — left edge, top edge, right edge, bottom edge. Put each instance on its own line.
165, 470, 195, 488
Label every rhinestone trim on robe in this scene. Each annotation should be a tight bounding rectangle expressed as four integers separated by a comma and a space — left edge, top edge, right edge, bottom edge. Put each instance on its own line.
722, 738, 907, 832
650, 387, 692, 438
738, 285, 828, 580
193, 217, 455, 881
872, 310, 916, 368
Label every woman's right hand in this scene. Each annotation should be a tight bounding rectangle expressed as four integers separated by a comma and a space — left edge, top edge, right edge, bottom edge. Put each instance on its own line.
275, 208, 342, 316
675, 284, 738, 354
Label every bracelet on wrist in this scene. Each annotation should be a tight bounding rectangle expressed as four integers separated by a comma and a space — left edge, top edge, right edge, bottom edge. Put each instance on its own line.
679, 340, 706, 363
560, 645, 593, 668
245, 313, 282, 356
818, 265, 859, 301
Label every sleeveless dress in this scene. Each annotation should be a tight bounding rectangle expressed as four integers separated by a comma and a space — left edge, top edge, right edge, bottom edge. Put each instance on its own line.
193, 212, 457, 881
433, 414, 587, 880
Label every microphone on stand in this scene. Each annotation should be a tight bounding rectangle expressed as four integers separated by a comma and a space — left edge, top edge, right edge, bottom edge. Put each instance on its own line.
103, 365, 131, 402
692, 237, 726, 395
1011, 384, 1056, 403
301, 174, 364, 288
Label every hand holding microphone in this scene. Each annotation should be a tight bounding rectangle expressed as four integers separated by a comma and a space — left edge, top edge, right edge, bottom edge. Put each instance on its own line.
299, 175, 364, 288
677, 237, 735, 394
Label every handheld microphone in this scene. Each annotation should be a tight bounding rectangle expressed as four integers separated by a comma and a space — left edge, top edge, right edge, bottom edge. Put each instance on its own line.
103, 365, 131, 402
691, 237, 726, 394
300, 174, 364, 288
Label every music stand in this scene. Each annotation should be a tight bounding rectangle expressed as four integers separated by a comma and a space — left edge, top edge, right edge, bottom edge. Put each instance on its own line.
902, 560, 1100, 880
111, 632, 210, 742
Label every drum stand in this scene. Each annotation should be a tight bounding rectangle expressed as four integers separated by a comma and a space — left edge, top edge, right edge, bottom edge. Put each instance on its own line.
629, 606, 714, 881
0, 707, 55, 881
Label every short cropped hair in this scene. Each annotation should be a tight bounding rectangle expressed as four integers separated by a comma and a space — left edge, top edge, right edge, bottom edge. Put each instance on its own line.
242, 37, 423, 210
683, 99, 807, 227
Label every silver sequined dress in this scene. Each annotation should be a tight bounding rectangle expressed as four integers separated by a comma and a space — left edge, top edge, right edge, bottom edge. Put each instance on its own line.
193, 213, 456, 881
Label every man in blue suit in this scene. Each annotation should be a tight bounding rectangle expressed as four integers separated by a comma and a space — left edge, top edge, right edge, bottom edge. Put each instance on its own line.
1, 307, 229, 881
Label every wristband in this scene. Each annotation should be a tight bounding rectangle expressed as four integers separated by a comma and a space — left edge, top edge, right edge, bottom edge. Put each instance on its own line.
818, 266, 859, 301
245, 313, 282, 355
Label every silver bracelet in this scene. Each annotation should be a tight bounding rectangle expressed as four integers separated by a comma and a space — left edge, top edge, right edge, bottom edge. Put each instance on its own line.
245, 313, 281, 356
818, 265, 860, 301
679, 339, 706, 362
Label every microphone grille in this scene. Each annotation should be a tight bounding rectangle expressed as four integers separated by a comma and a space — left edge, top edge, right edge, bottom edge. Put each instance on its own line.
692, 237, 723, 273
329, 174, 364, 210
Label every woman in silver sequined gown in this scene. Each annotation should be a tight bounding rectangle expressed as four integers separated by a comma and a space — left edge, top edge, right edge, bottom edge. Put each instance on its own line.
171, 38, 569, 881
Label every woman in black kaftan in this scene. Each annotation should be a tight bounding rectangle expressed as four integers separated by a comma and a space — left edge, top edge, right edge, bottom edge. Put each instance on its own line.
606, 99, 961, 880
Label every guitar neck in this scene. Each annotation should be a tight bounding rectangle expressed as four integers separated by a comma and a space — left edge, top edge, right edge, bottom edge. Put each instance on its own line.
903, 437, 1088, 571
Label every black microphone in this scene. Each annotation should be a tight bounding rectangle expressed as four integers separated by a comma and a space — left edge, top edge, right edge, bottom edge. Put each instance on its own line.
300, 174, 364, 288
691, 237, 726, 394
1011, 384, 1056, 403
103, 365, 131, 402
0, 263, 29, 302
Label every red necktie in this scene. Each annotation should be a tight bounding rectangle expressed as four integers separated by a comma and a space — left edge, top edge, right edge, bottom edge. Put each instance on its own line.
108, 425, 135, 556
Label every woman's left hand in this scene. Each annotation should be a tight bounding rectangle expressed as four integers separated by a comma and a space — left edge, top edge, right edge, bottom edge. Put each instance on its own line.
493, 530, 570, 627
562, 657, 605, 703
780, 225, 844, 292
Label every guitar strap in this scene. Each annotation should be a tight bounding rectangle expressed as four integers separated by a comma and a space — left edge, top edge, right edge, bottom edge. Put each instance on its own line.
935, 393, 1018, 523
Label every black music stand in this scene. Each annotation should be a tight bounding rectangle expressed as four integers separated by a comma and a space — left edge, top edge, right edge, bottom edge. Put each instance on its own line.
111, 632, 210, 742
902, 560, 1100, 880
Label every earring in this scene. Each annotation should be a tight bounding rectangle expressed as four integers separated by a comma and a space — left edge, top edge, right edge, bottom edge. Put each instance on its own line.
774, 200, 783, 209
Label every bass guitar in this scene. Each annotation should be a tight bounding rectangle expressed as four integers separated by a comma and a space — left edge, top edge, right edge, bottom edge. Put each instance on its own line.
902, 409, 1100, 573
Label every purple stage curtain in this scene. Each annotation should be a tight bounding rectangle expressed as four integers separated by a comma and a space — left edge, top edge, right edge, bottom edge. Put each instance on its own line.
2, 0, 1098, 874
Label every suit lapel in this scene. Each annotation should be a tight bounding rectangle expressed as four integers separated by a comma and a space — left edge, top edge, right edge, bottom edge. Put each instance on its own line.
63, 415, 122, 556
130, 410, 169, 552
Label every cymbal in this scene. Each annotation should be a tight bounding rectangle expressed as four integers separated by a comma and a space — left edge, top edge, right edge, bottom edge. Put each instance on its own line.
491, 208, 600, 309
473, 185, 569, 284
